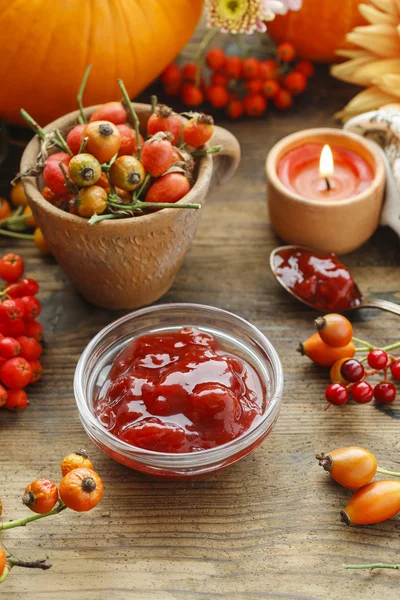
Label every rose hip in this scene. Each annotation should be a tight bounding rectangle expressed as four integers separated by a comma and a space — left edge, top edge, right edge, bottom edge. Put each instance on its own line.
374, 381, 396, 404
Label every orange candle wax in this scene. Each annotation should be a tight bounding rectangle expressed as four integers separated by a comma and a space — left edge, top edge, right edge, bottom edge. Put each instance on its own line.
277, 143, 374, 201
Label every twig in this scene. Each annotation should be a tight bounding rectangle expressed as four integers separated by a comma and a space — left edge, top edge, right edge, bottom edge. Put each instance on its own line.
77, 65, 92, 124
118, 79, 142, 159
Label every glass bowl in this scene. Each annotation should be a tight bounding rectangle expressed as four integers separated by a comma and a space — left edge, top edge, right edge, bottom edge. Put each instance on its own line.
74, 303, 283, 478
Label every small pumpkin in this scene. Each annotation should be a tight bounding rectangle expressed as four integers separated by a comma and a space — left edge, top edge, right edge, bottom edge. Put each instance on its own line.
0, 0, 203, 125
267, 0, 366, 63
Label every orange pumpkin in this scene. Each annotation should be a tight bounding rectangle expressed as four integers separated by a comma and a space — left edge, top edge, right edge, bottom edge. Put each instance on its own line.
267, 0, 366, 63
0, 0, 203, 125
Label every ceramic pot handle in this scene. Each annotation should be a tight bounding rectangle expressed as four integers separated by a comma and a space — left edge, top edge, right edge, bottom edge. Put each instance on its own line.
209, 125, 241, 187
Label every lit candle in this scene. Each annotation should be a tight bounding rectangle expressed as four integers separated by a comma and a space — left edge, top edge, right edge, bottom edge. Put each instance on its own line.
319, 144, 334, 191
265, 128, 386, 254
276, 141, 374, 201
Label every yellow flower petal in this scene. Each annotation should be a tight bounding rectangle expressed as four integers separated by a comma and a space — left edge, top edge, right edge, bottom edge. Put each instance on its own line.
359, 3, 398, 25
356, 58, 400, 85
331, 57, 375, 85
347, 25, 400, 57
370, 0, 400, 17
335, 86, 399, 121
335, 49, 374, 59
373, 73, 400, 98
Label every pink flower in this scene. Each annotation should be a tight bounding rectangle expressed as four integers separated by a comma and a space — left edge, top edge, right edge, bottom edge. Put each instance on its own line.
205, 0, 302, 35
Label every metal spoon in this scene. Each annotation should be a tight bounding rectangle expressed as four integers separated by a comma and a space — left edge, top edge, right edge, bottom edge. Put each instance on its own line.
270, 245, 400, 316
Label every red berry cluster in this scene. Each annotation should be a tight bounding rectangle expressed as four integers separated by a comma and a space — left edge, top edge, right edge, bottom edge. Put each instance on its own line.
0, 253, 43, 412
160, 42, 314, 119
326, 351, 400, 407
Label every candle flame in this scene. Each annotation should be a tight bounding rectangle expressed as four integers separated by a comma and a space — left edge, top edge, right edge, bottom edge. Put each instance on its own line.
319, 145, 334, 179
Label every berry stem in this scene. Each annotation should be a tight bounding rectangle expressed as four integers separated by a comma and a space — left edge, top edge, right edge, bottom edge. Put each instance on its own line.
117, 79, 142, 160
20, 109, 46, 141
88, 213, 120, 225
0, 229, 34, 240
52, 128, 73, 157
352, 336, 373, 350
376, 466, 400, 478
132, 172, 151, 201
344, 563, 400, 570
78, 136, 89, 154
191, 145, 222, 157
150, 95, 158, 115
77, 64, 92, 124
58, 162, 79, 195
0, 500, 67, 531
135, 200, 201, 211
382, 341, 400, 353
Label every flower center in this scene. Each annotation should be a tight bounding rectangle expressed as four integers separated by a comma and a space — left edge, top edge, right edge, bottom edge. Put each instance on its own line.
217, 0, 248, 19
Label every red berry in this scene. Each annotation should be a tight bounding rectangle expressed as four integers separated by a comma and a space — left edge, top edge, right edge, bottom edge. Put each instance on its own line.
374, 381, 397, 404
0, 337, 21, 358
147, 106, 181, 145
180, 84, 204, 107
0, 299, 24, 322
20, 296, 41, 321
242, 58, 261, 80
89, 102, 127, 125
391, 359, 400, 381
262, 79, 280, 99
245, 79, 263, 94
25, 320, 44, 343
340, 359, 365, 383
0, 384, 7, 407
283, 71, 307, 95
161, 63, 181, 86
0, 357, 32, 389
145, 173, 190, 204
5, 389, 28, 411
367, 349, 388, 370
43, 160, 69, 196
205, 48, 226, 71
0, 253, 24, 282
224, 56, 243, 79
5, 278, 39, 298
163, 81, 182, 96
274, 89, 293, 110
117, 124, 144, 157
206, 85, 229, 108
226, 99, 244, 120
182, 62, 200, 82
16, 336, 42, 361
277, 42, 296, 62
66, 124, 86, 155
2, 320, 26, 337
141, 137, 173, 178
183, 114, 214, 147
295, 60, 315, 78
243, 94, 267, 117
29, 359, 43, 384
351, 381, 374, 404
46, 152, 71, 166
325, 383, 349, 406
211, 72, 229, 87
260, 59, 279, 80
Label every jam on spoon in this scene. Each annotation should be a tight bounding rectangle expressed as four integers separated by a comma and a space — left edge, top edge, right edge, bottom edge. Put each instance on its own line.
95, 327, 265, 453
272, 247, 362, 312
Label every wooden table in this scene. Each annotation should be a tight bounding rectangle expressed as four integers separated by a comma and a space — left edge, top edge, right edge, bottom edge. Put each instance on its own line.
1, 67, 400, 600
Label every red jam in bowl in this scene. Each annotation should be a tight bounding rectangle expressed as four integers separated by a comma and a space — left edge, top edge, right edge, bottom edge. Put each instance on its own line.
273, 247, 362, 312
94, 327, 265, 453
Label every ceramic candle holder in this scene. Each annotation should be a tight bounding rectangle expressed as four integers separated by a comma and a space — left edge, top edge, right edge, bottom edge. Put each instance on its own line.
21, 104, 240, 310
266, 128, 386, 255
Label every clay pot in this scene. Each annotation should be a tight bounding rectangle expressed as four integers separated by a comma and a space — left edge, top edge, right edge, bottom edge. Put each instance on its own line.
266, 128, 385, 255
21, 105, 240, 309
